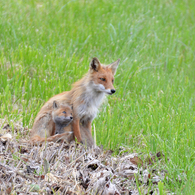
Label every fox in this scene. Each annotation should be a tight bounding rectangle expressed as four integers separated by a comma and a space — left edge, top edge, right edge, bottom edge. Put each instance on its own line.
52, 100, 73, 135
30, 57, 120, 146
30, 101, 74, 144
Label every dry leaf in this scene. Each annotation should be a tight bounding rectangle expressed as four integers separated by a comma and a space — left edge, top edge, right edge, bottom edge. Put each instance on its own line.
130, 156, 143, 166
0, 133, 12, 142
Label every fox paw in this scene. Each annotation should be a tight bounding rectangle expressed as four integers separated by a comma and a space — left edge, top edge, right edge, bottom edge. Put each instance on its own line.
80, 140, 84, 144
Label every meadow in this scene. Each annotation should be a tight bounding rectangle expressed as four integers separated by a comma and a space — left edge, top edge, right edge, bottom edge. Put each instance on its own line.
0, 0, 195, 194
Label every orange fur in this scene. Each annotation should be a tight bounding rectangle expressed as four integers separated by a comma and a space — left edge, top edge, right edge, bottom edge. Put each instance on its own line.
30, 132, 73, 144
30, 57, 120, 146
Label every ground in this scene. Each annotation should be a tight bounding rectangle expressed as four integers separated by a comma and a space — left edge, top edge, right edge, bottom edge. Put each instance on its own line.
1, 0, 195, 194
0, 120, 171, 194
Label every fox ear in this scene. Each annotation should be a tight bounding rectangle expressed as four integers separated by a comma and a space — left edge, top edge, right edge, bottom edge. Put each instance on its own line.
108, 59, 120, 75
90, 57, 101, 72
53, 101, 58, 109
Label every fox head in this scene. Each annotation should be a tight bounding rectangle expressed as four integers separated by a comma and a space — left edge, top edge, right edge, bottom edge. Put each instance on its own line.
89, 57, 120, 95
52, 101, 73, 125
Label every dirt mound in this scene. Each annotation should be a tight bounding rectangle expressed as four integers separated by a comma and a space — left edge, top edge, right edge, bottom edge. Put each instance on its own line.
0, 121, 168, 195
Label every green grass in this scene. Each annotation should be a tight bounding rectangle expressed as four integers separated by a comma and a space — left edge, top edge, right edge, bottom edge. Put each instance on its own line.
0, 0, 195, 193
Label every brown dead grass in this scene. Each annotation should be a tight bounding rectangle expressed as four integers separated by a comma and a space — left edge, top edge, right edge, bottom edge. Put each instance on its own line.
0, 119, 170, 195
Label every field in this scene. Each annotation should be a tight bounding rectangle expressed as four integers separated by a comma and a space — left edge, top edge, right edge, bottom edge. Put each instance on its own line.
1, 0, 195, 194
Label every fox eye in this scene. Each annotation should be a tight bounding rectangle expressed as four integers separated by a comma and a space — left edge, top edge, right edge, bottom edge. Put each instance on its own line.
112, 79, 114, 83
62, 111, 66, 114
100, 78, 106, 81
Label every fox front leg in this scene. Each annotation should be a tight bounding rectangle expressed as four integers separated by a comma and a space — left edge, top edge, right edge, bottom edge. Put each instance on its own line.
72, 118, 82, 143
86, 121, 92, 132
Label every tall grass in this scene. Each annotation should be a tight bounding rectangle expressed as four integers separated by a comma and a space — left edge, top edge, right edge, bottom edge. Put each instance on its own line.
1, 0, 195, 193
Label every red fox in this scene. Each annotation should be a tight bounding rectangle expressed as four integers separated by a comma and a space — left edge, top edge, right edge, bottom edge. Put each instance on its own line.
52, 100, 73, 135
30, 101, 74, 144
30, 57, 120, 146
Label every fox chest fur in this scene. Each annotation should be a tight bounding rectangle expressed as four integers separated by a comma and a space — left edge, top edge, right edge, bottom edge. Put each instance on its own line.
76, 88, 105, 124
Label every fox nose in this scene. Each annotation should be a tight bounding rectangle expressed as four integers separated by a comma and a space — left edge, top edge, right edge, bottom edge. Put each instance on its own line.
70, 116, 73, 120
111, 89, 116, 94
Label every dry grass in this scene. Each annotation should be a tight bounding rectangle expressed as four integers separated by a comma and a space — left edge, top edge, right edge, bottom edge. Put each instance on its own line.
0, 119, 173, 195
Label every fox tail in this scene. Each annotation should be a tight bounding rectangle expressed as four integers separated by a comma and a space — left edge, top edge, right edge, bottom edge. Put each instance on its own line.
30, 132, 73, 145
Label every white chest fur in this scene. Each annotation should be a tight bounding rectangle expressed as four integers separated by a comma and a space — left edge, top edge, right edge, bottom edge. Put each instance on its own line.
77, 89, 105, 123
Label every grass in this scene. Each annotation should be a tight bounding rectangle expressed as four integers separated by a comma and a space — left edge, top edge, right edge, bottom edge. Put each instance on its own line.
0, 0, 195, 193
